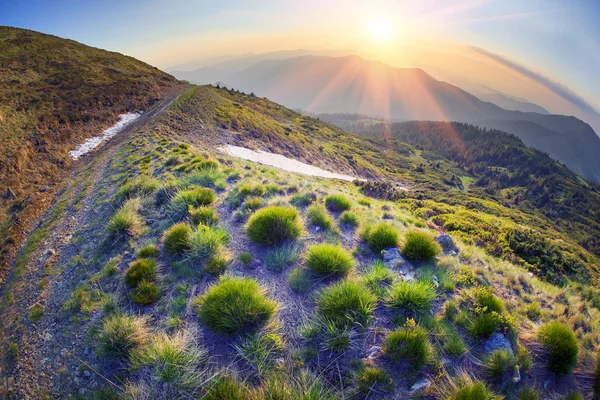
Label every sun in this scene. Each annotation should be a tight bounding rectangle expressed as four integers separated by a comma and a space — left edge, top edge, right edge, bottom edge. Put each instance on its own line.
368, 16, 394, 41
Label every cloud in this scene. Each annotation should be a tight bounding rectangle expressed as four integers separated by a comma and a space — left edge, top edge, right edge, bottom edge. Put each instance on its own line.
469, 46, 600, 117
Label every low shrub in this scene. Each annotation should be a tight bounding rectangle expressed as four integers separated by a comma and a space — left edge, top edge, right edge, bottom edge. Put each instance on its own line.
401, 231, 440, 262
288, 267, 312, 293
305, 244, 355, 277
137, 244, 160, 258
106, 199, 141, 238
339, 211, 359, 227
451, 381, 500, 400
246, 206, 303, 246
307, 203, 333, 230
131, 281, 160, 305
363, 223, 399, 253
485, 349, 515, 382
387, 280, 436, 320
325, 194, 352, 212
537, 321, 579, 375
317, 280, 376, 328
168, 187, 216, 220
187, 225, 229, 261
98, 315, 150, 358
124, 259, 157, 288
162, 222, 191, 253
355, 366, 393, 395
204, 254, 229, 276
469, 313, 501, 339
204, 375, 248, 400
194, 277, 277, 335
290, 192, 316, 207
190, 206, 219, 226
383, 326, 430, 370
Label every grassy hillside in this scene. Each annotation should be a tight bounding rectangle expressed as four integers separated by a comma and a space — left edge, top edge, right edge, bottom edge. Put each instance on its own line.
0, 27, 181, 272
2, 92, 599, 398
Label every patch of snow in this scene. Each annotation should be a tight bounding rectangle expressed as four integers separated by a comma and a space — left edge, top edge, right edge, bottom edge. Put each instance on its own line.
219, 145, 361, 181
69, 113, 140, 160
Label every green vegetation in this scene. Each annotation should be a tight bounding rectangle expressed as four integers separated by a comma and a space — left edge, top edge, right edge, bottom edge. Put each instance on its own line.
167, 187, 216, 220
361, 260, 394, 298
383, 325, 430, 370
325, 194, 352, 212
485, 349, 515, 382
194, 277, 277, 335
537, 321, 579, 375
305, 243, 355, 277
131, 281, 160, 305
190, 206, 219, 226
265, 244, 298, 272
307, 203, 333, 230
387, 280, 436, 320
290, 192, 316, 207
317, 280, 376, 328
187, 225, 229, 262
339, 211, 359, 227
288, 267, 312, 293
246, 206, 303, 246
450, 380, 500, 400
401, 230, 441, 262
98, 315, 150, 358
106, 199, 141, 238
204, 375, 247, 400
363, 223, 399, 253
162, 222, 191, 253
115, 176, 160, 202
136, 243, 160, 258
124, 259, 157, 288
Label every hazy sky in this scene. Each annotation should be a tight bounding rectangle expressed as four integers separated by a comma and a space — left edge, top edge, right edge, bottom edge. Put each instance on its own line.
2, 0, 600, 118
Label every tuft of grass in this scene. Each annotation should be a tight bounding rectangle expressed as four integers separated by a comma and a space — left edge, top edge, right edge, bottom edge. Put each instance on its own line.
537, 321, 579, 376
450, 381, 501, 400
517, 387, 539, 400
167, 187, 216, 220
363, 223, 399, 253
472, 287, 504, 314
485, 349, 515, 382
28, 304, 44, 322
204, 254, 229, 276
136, 244, 160, 259
361, 260, 394, 298
401, 231, 441, 262
98, 315, 150, 358
305, 243, 355, 278
235, 331, 283, 377
131, 281, 160, 305
180, 168, 225, 188
265, 243, 298, 272
243, 196, 263, 211
307, 203, 334, 230
246, 206, 303, 246
290, 192, 316, 207
115, 175, 159, 202
162, 223, 192, 254
469, 313, 501, 339
189, 206, 219, 226
355, 366, 393, 395
595, 350, 600, 396
325, 194, 352, 212
317, 280, 376, 328
339, 211, 359, 227
106, 199, 141, 238
187, 225, 229, 262
322, 321, 352, 353
124, 259, 157, 288
288, 267, 312, 293
387, 280, 436, 320
383, 325, 430, 370
194, 277, 277, 335
204, 375, 247, 400
238, 252, 252, 265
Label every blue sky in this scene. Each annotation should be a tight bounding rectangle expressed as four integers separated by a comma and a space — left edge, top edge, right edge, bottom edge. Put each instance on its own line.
2, 0, 599, 118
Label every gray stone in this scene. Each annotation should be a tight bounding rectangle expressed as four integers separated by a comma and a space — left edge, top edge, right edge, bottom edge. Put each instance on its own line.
366, 346, 380, 360
436, 234, 457, 252
411, 379, 431, 393
83, 370, 91, 378
383, 248, 405, 268
485, 333, 513, 355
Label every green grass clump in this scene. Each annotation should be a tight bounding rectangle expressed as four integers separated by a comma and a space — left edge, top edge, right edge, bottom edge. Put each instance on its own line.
401, 231, 441, 262
383, 325, 430, 370
136, 243, 160, 258
537, 321, 579, 375
363, 223, 399, 253
204, 254, 229, 276
290, 192, 316, 207
485, 349, 515, 382
162, 223, 191, 254
444, 332, 466, 357
187, 225, 229, 262
246, 206, 303, 246
131, 281, 160, 305
124, 259, 157, 288
168, 187, 216, 220
288, 267, 312, 293
243, 196, 263, 212
472, 287, 504, 314
355, 366, 393, 395
517, 387, 539, 400
204, 375, 247, 400
361, 260, 394, 298
305, 244, 355, 277
317, 280, 376, 328
238, 252, 252, 265
307, 203, 333, 230
451, 381, 500, 400
190, 206, 219, 226
115, 175, 159, 201
339, 211, 359, 227
469, 313, 501, 339
106, 199, 141, 238
265, 244, 298, 272
325, 194, 352, 212
28, 304, 44, 322
194, 277, 277, 335
98, 315, 150, 358
387, 280, 436, 320
181, 168, 225, 188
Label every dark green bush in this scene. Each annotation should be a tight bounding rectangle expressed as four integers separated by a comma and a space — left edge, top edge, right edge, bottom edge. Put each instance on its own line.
401, 231, 440, 262
162, 222, 191, 253
168, 187, 216, 220
246, 206, 303, 246
383, 326, 430, 370
190, 206, 219, 226
325, 194, 352, 212
305, 244, 355, 277
339, 211, 359, 227
363, 223, 399, 253
387, 280, 436, 320
317, 280, 376, 328
124, 259, 157, 288
194, 277, 277, 335
307, 203, 333, 230
131, 281, 160, 305
469, 313, 501, 339
537, 321, 579, 375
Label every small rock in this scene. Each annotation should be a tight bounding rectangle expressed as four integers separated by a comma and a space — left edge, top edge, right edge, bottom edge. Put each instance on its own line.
432, 276, 439, 288
235, 270, 243, 276
73, 377, 80, 385
411, 379, 431, 393
382, 248, 405, 268
485, 333, 513, 356
436, 234, 457, 253
44, 332, 53, 342
449, 250, 458, 256
39, 186, 49, 193
366, 346, 380, 360
315, 226, 321, 232
544, 379, 550, 389
83, 370, 91, 378
46, 248, 56, 257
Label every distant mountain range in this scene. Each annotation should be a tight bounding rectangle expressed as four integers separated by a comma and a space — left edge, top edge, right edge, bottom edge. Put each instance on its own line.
172, 55, 600, 183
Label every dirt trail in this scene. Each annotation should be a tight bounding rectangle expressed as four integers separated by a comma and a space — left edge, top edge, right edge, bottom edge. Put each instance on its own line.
0, 91, 182, 399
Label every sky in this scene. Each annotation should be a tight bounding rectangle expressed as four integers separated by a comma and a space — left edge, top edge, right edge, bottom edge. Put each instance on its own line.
2, 0, 600, 125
